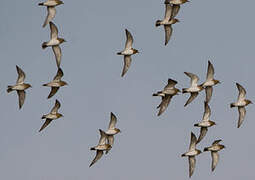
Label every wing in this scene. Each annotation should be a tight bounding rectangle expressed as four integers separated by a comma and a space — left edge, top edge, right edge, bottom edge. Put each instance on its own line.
236, 83, 246, 101
124, 29, 133, 50
47, 87, 59, 99
188, 156, 196, 178
164, 25, 172, 46
89, 150, 103, 167
17, 90, 26, 109
50, 21, 59, 39
107, 135, 114, 146
184, 72, 199, 87
206, 60, 215, 81
202, 101, 211, 121
164, 78, 178, 90
196, 127, 208, 144
53, 68, 64, 81
205, 86, 213, 103
184, 92, 198, 107
237, 106, 246, 128
189, 132, 197, 150
39, 119, 52, 132
105, 135, 114, 154
121, 55, 132, 77
108, 112, 117, 130
211, 151, 219, 172
157, 95, 172, 116
43, 7, 56, 28
212, 139, 222, 145
98, 129, 107, 146
171, 4, 180, 19
16, 65, 26, 84
50, 99, 61, 114
52, 45, 62, 68
164, 4, 173, 21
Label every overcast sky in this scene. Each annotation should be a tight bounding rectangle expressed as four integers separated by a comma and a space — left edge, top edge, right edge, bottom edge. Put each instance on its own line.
0, 0, 255, 179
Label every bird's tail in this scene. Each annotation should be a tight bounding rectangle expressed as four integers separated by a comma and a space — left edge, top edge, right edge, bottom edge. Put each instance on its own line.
181, 153, 186, 157
117, 52, 122, 55
42, 42, 48, 49
204, 147, 209, 152
38, 3, 44, 6
41, 115, 46, 119
194, 123, 199, 127
182, 88, 188, 93
90, 147, 95, 151
7, 86, 13, 93
230, 103, 235, 108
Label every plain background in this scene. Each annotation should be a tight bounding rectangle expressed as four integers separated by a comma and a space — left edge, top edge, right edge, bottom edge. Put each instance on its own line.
0, 0, 255, 179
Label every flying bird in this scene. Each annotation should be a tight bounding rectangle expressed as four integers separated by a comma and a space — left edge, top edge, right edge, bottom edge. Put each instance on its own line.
7, 66, 32, 109
204, 139, 225, 172
182, 72, 203, 107
90, 129, 112, 167
153, 79, 180, 116
42, 22, 66, 68
230, 83, 252, 128
194, 101, 216, 144
39, 99, 63, 132
105, 112, 121, 154
155, 4, 179, 45
117, 29, 139, 77
181, 132, 201, 178
38, 0, 64, 28
43, 68, 68, 99
202, 61, 220, 103
164, 0, 189, 19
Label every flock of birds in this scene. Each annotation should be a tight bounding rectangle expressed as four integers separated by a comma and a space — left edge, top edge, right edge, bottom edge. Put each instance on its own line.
4, 0, 253, 178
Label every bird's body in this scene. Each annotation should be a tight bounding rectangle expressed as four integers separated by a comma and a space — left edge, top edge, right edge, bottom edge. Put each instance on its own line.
181, 132, 201, 178
182, 72, 203, 107
42, 22, 66, 68
39, 0, 64, 27
90, 129, 112, 167
204, 140, 225, 171
194, 101, 216, 144
155, 4, 179, 45
117, 29, 139, 77
202, 61, 220, 103
104, 112, 121, 154
7, 66, 32, 109
39, 99, 63, 132
153, 79, 180, 116
43, 68, 67, 98
230, 83, 252, 128
165, 0, 189, 5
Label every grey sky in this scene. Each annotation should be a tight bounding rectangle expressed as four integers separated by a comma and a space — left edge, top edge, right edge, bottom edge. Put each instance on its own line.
0, 0, 255, 179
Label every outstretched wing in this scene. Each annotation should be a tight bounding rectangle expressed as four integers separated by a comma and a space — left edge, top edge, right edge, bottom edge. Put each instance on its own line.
16, 65, 26, 84
124, 29, 133, 50
89, 150, 103, 167
108, 112, 117, 130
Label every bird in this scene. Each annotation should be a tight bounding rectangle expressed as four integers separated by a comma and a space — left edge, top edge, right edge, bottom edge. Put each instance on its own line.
204, 139, 225, 172
202, 61, 220, 103
230, 83, 252, 128
181, 132, 201, 178
117, 29, 139, 77
42, 22, 66, 68
194, 101, 216, 144
38, 0, 64, 28
155, 4, 179, 45
182, 72, 203, 107
164, 0, 189, 19
90, 129, 112, 167
43, 68, 68, 99
7, 65, 32, 109
39, 99, 63, 132
105, 112, 121, 154
153, 79, 180, 116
